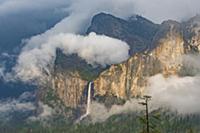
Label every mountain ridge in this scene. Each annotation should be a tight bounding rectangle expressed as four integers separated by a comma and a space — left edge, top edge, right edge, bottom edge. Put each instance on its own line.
87, 12, 160, 54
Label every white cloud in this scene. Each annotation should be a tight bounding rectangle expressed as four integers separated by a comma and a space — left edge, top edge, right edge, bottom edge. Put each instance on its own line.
14, 33, 129, 82
147, 74, 200, 114
0, 66, 4, 77
146, 55, 200, 115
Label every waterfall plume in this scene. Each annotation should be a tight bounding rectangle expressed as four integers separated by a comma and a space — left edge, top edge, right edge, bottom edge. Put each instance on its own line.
77, 81, 92, 122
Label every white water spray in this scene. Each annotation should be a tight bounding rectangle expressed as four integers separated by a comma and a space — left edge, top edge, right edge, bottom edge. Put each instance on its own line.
78, 82, 92, 121
86, 82, 92, 115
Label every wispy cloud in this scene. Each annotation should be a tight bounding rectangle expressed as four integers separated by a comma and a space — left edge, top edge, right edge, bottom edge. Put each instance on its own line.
0, 92, 36, 115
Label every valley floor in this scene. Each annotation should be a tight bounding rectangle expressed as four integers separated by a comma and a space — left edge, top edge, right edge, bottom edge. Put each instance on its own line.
0, 111, 200, 133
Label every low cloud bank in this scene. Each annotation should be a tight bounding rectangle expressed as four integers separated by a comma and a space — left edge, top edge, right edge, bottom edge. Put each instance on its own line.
90, 100, 142, 122
13, 32, 129, 82
0, 99, 35, 113
0, 92, 36, 121
147, 54, 200, 114
0, 91, 35, 112
0, 91, 54, 122
148, 74, 200, 114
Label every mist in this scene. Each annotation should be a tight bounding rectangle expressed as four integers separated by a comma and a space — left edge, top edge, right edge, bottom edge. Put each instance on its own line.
0, 66, 4, 79
90, 100, 143, 123
0, 91, 54, 122
148, 74, 200, 114
89, 55, 200, 122
147, 55, 200, 114
0, 91, 36, 121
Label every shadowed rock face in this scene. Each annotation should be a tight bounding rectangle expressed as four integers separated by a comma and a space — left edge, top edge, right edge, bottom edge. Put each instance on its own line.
48, 14, 200, 108
52, 72, 87, 108
87, 13, 160, 54
183, 15, 200, 52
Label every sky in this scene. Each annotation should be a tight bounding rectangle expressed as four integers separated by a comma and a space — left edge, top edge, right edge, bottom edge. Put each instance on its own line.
1, 0, 200, 23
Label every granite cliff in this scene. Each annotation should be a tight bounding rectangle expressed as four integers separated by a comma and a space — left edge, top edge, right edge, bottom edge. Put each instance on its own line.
43, 13, 200, 109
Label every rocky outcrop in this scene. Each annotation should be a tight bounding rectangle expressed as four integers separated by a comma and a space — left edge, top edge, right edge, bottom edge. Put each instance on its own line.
183, 15, 200, 52
94, 21, 185, 99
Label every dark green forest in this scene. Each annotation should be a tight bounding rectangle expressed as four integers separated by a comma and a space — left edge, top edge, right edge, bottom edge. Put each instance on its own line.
0, 111, 199, 133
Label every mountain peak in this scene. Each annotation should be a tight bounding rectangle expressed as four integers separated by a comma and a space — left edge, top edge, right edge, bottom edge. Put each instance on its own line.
189, 14, 200, 22
92, 12, 116, 19
128, 15, 155, 24
87, 13, 159, 54
161, 20, 180, 26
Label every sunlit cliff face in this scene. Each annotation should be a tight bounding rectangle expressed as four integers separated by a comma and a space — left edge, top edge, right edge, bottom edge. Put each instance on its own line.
152, 24, 184, 77
94, 22, 186, 99
52, 72, 87, 108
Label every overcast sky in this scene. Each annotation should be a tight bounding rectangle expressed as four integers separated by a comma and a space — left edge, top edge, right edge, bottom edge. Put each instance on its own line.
0, 0, 200, 23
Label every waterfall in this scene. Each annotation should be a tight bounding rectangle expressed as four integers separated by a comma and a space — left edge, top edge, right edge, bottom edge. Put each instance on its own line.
86, 81, 92, 115
78, 81, 92, 122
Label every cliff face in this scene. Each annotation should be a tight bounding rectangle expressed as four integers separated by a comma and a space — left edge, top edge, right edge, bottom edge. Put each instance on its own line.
45, 14, 200, 108
47, 50, 102, 108
183, 15, 200, 52
51, 72, 87, 108
94, 21, 185, 99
